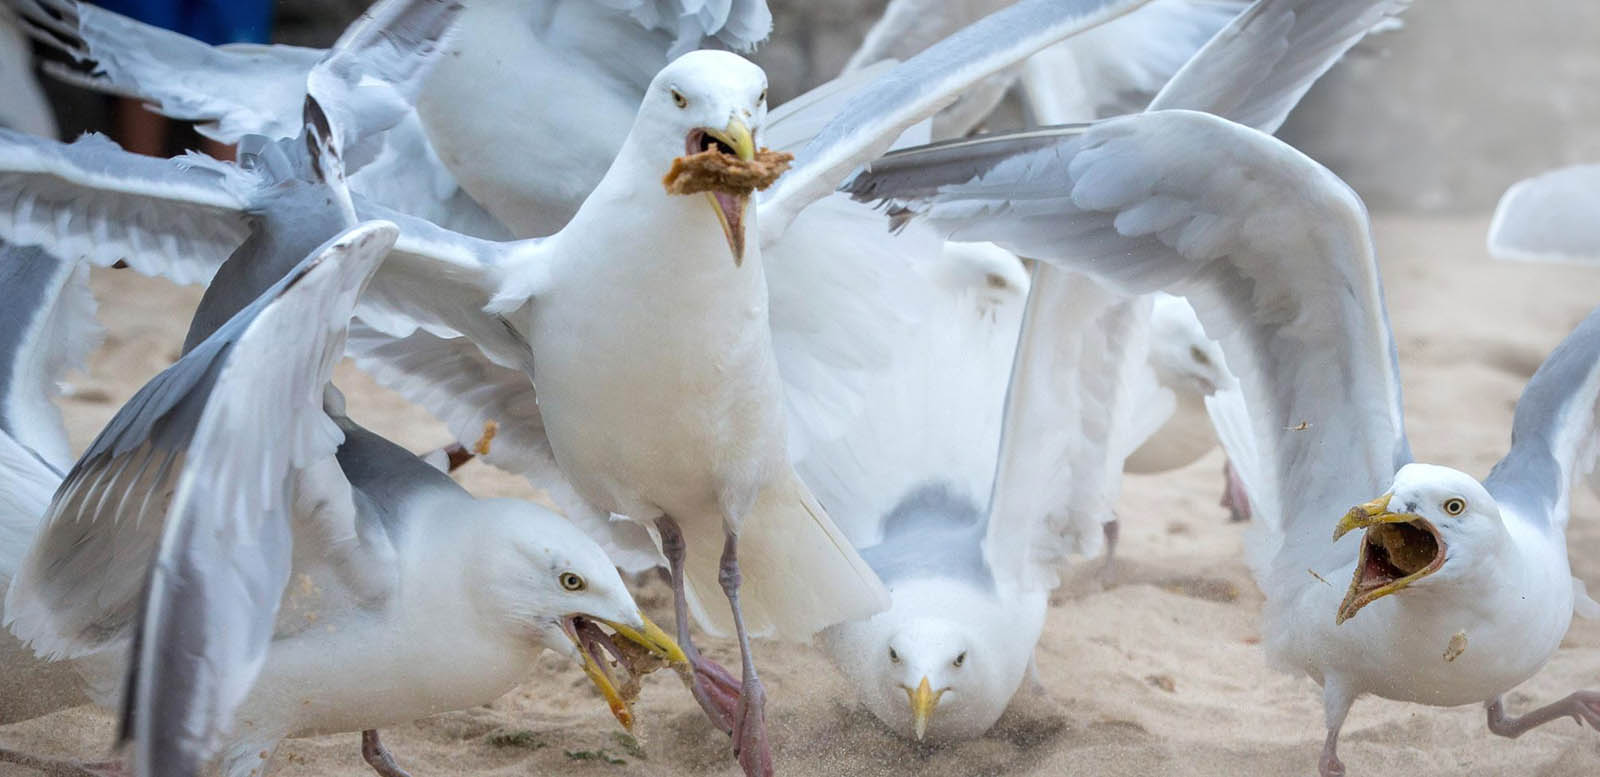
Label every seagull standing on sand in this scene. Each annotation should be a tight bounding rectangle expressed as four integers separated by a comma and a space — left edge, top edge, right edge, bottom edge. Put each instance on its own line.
843, 99, 1600, 777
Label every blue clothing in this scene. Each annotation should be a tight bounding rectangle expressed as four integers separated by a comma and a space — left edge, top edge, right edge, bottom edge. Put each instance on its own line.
98, 0, 274, 45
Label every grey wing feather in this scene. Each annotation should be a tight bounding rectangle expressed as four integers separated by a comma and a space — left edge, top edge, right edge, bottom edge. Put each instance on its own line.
0, 128, 255, 285
1147, 0, 1411, 134
1484, 306, 1600, 533
120, 222, 398, 777
3, 223, 395, 669
0, 239, 99, 472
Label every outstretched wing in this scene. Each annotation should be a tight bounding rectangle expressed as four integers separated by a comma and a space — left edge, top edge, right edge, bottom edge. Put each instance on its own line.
847, 110, 1410, 592
1487, 165, 1600, 265
4, 223, 395, 660
1484, 306, 1600, 533
757, 0, 1154, 241
4, 222, 398, 777
17, 0, 323, 142
0, 128, 254, 285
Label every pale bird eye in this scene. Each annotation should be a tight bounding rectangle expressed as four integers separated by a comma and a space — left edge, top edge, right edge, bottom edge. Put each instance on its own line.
559, 571, 586, 591
1442, 498, 1466, 516
671, 89, 688, 109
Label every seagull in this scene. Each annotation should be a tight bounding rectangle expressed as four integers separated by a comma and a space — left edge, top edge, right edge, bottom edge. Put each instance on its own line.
3, 220, 688, 777
4, 2, 1183, 772
843, 75, 1600, 777
1488, 164, 1600, 265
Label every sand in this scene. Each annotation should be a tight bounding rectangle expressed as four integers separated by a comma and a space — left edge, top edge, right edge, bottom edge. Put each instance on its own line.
2, 214, 1597, 776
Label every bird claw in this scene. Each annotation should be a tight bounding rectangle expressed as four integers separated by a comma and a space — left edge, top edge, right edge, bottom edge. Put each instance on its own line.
733, 676, 773, 777
1572, 691, 1600, 729
680, 653, 740, 735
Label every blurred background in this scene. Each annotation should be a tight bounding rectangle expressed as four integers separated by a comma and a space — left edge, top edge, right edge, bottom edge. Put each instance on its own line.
9, 0, 1600, 212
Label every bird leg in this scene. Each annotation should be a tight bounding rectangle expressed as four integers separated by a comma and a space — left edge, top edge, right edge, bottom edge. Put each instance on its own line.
361, 730, 412, 777
1220, 459, 1252, 522
0, 750, 127, 777
1099, 517, 1120, 586
1318, 677, 1355, 777
719, 532, 773, 777
1485, 691, 1600, 737
654, 515, 739, 735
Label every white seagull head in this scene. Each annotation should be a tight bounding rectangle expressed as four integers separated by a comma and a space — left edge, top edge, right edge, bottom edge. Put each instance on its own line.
630, 49, 769, 262
467, 499, 685, 731
1332, 463, 1504, 624
826, 579, 1022, 742
1148, 293, 1231, 397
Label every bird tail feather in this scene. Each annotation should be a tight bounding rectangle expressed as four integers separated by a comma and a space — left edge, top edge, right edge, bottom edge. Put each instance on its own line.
679, 469, 890, 642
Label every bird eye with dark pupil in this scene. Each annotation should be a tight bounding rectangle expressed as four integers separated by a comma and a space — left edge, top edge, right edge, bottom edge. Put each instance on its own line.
953, 652, 966, 668
560, 572, 586, 591
888, 648, 900, 663
1189, 345, 1211, 366
671, 89, 688, 108
1442, 498, 1466, 516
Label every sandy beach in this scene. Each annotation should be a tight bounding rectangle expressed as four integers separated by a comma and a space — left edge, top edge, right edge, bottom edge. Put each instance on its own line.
2, 213, 1597, 776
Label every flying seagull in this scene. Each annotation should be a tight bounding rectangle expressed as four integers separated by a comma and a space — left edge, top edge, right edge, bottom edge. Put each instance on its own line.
843, 99, 1600, 777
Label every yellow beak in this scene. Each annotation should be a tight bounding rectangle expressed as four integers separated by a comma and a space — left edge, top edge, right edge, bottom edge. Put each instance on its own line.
702, 117, 756, 162
571, 612, 688, 731
905, 676, 945, 741
701, 118, 756, 266
1333, 494, 1394, 540
1332, 493, 1447, 624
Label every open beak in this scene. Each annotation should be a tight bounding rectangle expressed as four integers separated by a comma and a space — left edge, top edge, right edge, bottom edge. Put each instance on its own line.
692, 118, 756, 266
563, 612, 688, 731
905, 676, 945, 741
1333, 494, 1447, 624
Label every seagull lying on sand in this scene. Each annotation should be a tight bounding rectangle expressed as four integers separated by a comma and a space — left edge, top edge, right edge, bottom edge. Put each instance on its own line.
1488, 164, 1600, 265
3, 222, 687, 777
844, 99, 1600, 777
